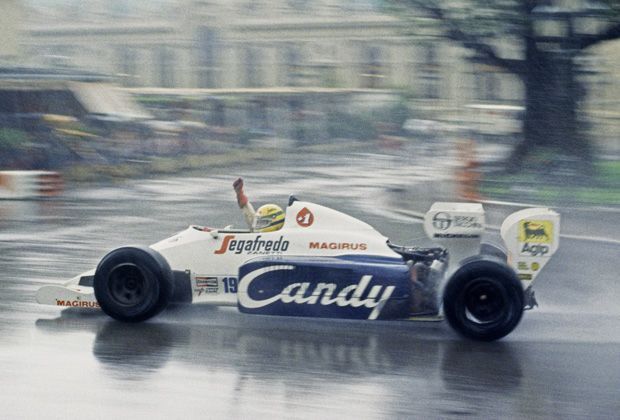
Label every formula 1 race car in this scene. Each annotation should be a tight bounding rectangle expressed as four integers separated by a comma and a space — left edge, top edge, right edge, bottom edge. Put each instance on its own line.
36, 196, 560, 341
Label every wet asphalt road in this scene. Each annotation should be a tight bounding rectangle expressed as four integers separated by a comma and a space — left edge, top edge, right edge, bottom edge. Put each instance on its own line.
1, 150, 619, 419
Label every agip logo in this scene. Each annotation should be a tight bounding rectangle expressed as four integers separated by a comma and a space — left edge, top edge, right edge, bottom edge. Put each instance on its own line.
519, 220, 554, 257
519, 220, 553, 244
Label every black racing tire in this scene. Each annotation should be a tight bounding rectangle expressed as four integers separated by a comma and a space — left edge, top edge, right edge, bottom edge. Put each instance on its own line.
480, 241, 508, 262
443, 256, 524, 341
94, 246, 174, 322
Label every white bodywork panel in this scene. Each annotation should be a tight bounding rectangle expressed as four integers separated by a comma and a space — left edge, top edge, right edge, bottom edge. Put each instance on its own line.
38, 201, 399, 308
423, 202, 485, 277
36, 271, 97, 308
151, 201, 398, 305
500, 208, 560, 286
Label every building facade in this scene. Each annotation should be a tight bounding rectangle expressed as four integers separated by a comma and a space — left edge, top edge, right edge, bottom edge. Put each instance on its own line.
21, 0, 525, 110
18, 0, 620, 154
0, 0, 23, 62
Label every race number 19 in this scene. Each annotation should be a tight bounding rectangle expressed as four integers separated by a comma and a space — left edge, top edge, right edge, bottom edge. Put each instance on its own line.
223, 277, 238, 293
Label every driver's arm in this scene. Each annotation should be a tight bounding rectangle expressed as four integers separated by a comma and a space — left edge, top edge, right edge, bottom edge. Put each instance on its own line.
233, 178, 255, 229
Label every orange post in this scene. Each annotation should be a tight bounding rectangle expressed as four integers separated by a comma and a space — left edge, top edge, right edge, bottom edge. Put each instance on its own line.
456, 139, 482, 201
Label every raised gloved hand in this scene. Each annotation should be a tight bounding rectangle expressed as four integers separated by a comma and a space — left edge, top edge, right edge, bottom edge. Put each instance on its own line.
233, 177, 248, 207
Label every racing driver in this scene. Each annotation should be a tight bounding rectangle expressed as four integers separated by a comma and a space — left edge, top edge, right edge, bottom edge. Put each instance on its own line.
233, 177, 285, 232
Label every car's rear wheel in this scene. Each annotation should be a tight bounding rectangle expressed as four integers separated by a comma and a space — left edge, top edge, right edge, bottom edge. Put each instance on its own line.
94, 246, 174, 322
443, 257, 523, 341
480, 242, 508, 261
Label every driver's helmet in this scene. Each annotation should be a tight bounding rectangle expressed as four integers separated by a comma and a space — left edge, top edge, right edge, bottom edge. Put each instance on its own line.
253, 204, 285, 232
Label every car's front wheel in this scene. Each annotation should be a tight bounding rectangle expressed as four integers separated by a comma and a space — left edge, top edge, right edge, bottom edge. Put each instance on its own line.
94, 246, 174, 322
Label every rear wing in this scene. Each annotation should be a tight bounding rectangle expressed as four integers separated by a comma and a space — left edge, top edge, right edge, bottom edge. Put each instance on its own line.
423, 203, 560, 287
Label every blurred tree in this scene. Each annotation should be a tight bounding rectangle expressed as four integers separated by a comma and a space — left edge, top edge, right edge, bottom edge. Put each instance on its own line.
396, 0, 620, 174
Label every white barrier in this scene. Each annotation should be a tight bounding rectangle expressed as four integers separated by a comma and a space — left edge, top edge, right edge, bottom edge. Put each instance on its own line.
0, 171, 63, 199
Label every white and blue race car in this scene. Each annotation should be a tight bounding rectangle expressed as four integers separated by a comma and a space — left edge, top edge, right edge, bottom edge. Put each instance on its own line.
36, 196, 560, 341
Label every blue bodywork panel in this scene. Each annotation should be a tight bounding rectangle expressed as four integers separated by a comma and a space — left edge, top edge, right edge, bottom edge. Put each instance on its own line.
237, 255, 411, 320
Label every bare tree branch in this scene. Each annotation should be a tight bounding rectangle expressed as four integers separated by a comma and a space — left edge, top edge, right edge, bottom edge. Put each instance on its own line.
577, 22, 620, 50
404, 1, 527, 76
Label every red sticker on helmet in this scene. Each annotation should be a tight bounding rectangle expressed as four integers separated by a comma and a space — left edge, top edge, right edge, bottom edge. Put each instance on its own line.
296, 207, 314, 227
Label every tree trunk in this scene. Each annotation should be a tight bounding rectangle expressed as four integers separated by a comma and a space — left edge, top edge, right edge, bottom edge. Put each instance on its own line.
508, 43, 593, 175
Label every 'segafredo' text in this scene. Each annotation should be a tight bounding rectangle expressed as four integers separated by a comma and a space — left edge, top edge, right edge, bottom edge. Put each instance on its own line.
214, 235, 289, 255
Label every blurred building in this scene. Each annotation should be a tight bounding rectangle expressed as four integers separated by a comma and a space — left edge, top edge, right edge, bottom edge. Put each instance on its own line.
584, 41, 620, 157
21, 0, 523, 110
0, 69, 150, 119
18, 0, 620, 156
0, 0, 23, 63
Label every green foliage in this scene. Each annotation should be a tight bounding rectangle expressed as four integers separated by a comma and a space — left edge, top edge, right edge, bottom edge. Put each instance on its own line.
480, 157, 620, 206
0, 129, 30, 150
371, 100, 411, 127
597, 160, 620, 182
237, 129, 253, 145
395, 0, 527, 39
326, 99, 413, 140
327, 111, 377, 140
599, 0, 620, 17
394, 0, 620, 60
